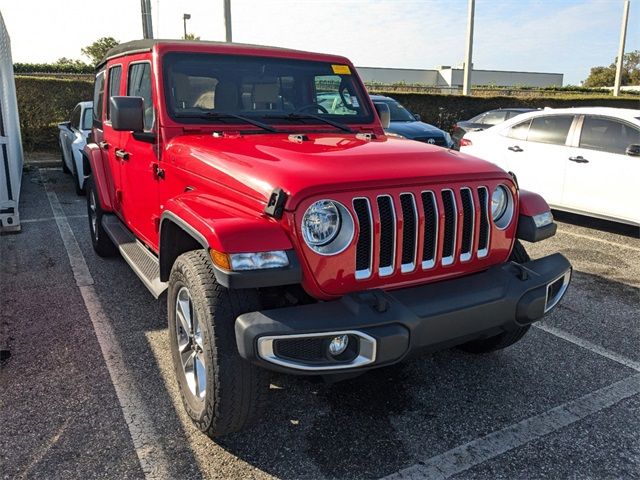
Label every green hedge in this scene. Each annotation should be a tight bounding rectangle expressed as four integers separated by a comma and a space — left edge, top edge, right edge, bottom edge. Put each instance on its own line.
16, 76, 93, 151
371, 91, 640, 132
14, 62, 94, 74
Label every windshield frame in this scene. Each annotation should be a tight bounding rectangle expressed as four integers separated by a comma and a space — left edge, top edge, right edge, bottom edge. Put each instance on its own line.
161, 52, 374, 129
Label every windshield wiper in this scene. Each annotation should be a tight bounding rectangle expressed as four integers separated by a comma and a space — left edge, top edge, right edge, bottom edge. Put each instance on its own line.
264, 113, 354, 133
174, 111, 280, 133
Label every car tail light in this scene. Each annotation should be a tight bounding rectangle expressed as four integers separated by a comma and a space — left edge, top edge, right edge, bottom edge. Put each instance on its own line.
460, 138, 472, 147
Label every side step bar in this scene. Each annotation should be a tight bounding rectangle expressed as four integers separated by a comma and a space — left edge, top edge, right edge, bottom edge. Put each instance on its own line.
102, 214, 167, 298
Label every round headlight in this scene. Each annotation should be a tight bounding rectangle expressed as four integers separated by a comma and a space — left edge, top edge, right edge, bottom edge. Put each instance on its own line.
491, 185, 514, 229
491, 186, 508, 221
302, 200, 341, 247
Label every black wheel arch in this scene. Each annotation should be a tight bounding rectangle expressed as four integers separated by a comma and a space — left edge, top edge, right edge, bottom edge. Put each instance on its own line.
159, 214, 209, 282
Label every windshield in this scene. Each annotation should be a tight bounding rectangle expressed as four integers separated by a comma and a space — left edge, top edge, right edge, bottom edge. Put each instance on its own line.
163, 52, 373, 127
379, 99, 415, 122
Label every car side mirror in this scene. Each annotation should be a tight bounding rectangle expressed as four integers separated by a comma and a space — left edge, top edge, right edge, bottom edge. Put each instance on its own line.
374, 102, 390, 129
110, 96, 144, 132
413, 113, 421, 121
625, 144, 640, 157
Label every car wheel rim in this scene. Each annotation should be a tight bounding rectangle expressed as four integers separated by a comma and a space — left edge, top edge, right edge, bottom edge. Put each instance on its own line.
175, 286, 206, 400
89, 190, 98, 241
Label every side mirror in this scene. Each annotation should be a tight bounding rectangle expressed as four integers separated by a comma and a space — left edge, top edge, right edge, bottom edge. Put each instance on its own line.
625, 144, 640, 157
413, 113, 421, 121
110, 96, 144, 132
374, 102, 390, 129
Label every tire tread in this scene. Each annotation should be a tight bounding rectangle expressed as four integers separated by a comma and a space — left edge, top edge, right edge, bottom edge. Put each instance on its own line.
170, 250, 268, 436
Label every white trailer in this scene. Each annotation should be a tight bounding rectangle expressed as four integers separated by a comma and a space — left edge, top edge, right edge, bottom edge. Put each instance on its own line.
0, 11, 23, 233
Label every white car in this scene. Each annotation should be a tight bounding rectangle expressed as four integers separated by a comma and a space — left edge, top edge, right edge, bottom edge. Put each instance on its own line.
460, 107, 640, 226
58, 101, 92, 195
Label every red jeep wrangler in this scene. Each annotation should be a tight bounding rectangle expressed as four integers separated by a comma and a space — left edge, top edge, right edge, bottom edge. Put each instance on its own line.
84, 40, 571, 437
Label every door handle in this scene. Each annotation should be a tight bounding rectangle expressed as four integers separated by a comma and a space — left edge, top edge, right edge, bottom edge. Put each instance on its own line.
98, 141, 109, 150
569, 156, 589, 163
508, 145, 523, 152
115, 149, 130, 161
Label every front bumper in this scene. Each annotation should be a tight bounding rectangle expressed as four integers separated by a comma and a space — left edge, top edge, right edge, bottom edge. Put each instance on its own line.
235, 253, 572, 375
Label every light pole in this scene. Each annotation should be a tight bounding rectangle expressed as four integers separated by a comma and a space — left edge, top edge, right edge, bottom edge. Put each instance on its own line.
224, 0, 232, 42
613, 0, 630, 97
140, 0, 154, 39
183, 13, 191, 39
462, 0, 475, 96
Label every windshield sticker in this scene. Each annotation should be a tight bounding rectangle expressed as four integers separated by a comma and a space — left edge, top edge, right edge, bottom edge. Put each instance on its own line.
332, 64, 351, 75
351, 96, 359, 107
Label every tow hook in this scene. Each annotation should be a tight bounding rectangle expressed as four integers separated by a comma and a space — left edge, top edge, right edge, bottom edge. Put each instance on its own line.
510, 261, 535, 281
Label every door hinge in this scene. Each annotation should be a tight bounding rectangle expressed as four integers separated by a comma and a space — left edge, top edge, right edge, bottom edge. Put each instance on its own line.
153, 164, 165, 179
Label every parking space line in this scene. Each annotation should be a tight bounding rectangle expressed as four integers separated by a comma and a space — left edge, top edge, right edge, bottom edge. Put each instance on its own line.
381, 373, 640, 480
21, 214, 85, 224
43, 176, 170, 479
556, 228, 640, 253
535, 324, 640, 372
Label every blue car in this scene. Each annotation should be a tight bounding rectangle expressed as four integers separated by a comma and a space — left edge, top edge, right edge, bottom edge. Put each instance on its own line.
370, 95, 453, 148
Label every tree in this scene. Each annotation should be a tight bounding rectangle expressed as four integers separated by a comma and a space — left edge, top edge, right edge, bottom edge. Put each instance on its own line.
55, 57, 88, 68
182, 33, 201, 40
583, 50, 640, 87
81, 37, 120, 65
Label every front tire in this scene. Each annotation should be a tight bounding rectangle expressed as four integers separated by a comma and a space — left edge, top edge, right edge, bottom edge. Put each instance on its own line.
458, 240, 531, 353
86, 177, 116, 257
168, 250, 269, 437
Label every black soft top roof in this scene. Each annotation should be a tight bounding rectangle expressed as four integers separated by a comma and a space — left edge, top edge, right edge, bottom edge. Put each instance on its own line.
97, 39, 323, 70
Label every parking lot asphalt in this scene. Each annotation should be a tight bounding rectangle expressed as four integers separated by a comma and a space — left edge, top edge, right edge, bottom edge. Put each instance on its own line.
1, 165, 639, 479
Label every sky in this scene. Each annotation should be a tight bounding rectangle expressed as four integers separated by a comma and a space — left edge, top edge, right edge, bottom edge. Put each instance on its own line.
1, 0, 639, 85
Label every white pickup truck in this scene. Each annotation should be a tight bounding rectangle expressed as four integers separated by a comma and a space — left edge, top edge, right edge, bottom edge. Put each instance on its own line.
58, 101, 92, 195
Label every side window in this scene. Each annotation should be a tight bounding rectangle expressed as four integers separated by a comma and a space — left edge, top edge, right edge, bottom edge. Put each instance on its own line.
69, 105, 81, 130
482, 110, 507, 126
507, 119, 531, 141
92, 71, 105, 127
527, 115, 574, 145
579, 116, 640, 155
106, 65, 122, 121
82, 108, 93, 130
128, 62, 154, 131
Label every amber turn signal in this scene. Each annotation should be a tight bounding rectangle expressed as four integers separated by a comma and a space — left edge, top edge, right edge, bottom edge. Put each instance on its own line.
209, 249, 231, 270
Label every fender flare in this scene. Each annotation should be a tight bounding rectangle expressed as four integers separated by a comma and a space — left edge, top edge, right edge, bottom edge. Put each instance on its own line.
158, 196, 300, 287
84, 143, 113, 211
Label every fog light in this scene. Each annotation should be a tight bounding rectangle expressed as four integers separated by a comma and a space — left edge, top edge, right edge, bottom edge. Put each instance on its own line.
328, 335, 349, 356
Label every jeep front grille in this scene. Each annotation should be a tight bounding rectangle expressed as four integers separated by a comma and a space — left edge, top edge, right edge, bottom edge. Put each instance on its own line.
353, 186, 492, 279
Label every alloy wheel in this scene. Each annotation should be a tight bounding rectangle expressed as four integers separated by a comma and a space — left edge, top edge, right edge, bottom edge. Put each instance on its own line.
175, 286, 207, 400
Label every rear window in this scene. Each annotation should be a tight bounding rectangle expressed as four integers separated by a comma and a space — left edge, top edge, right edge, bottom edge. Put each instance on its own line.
482, 110, 507, 126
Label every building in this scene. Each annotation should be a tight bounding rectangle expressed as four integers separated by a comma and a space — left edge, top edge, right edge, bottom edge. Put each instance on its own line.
356, 65, 563, 88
